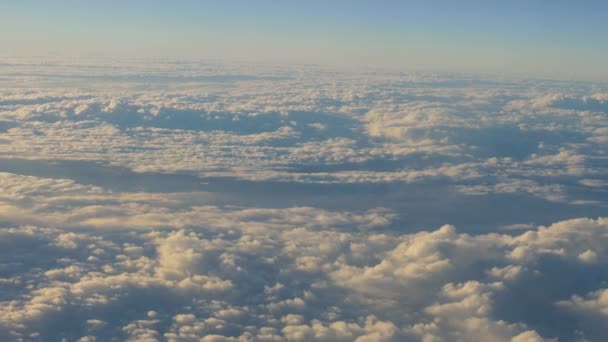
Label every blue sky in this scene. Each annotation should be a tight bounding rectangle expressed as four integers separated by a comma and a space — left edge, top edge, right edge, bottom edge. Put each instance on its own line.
2, 0, 608, 79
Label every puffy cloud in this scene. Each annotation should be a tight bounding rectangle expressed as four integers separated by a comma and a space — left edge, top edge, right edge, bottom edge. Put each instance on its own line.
2, 62, 606, 201
556, 288, 608, 341
1, 191, 606, 340
558, 288, 608, 318
1, 60, 608, 341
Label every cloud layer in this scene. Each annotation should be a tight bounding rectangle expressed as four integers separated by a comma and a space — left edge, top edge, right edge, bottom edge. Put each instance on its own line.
0, 60, 607, 341
1, 172, 607, 341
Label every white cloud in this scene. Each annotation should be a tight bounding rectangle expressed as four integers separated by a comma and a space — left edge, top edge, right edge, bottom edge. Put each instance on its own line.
1, 60, 608, 341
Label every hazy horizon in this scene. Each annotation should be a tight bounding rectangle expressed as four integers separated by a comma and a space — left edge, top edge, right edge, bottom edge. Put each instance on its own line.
2, 1, 608, 81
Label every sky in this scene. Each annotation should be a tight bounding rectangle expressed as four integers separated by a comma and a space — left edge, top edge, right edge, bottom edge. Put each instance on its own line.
2, 0, 608, 80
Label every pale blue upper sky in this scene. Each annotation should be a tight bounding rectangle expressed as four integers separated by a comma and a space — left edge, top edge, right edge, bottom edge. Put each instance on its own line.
2, 0, 607, 80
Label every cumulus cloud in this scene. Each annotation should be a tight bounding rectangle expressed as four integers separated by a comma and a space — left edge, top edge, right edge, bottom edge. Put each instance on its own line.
2, 61, 606, 195
0, 171, 607, 340
1, 60, 607, 341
